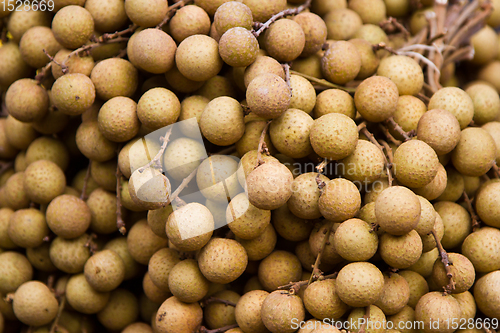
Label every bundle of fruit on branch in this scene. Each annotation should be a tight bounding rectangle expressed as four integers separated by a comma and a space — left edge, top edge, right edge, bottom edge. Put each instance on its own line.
0, 0, 500, 332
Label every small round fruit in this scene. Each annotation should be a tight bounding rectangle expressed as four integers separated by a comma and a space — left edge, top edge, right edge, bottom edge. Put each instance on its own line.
474, 270, 500, 320
200, 96, 245, 146
65, 273, 110, 314
428, 87, 474, 130
12, 281, 58, 326
318, 178, 361, 222
0, 251, 33, 294
379, 230, 423, 269
375, 186, 421, 235
219, 27, 259, 67
258, 250, 302, 292
431, 253, 475, 294
198, 238, 248, 284
475, 181, 500, 228
261, 291, 305, 333
51, 73, 96, 116
269, 108, 314, 159
321, 40, 361, 84
5, 79, 49, 123
84, 249, 125, 292
451, 127, 496, 177
354, 76, 399, 122
414, 292, 462, 333
416, 109, 461, 156
51, 5, 94, 49
90, 58, 138, 100
175, 35, 223, 82
98, 97, 140, 142
128, 28, 177, 74
246, 73, 291, 119
155, 296, 203, 333
334, 218, 378, 261
23, 160, 66, 205
263, 19, 305, 62
137, 88, 180, 130
168, 259, 210, 303
393, 140, 439, 188
310, 113, 358, 160
336, 262, 385, 307
377, 55, 424, 95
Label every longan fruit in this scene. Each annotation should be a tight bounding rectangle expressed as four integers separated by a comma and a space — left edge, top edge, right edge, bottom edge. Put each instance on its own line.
195, 75, 238, 100
240, 0, 287, 22
393, 140, 439, 188
66, 273, 110, 315
155, 296, 203, 333
237, 223, 277, 261
465, 82, 500, 125
0, 43, 32, 88
293, 12, 327, 57
234, 290, 270, 333
314, 88, 355, 119
349, 38, 380, 80
168, 259, 210, 303
243, 55, 285, 87
97, 289, 139, 331
321, 40, 361, 85
349, 0, 386, 24
214, 1, 253, 36
336, 262, 385, 307
76, 121, 118, 162
97, 97, 140, 142
432, 253, 475, 294
374, 273, 410, 316
258, 250, 302, 292
352, 23, 389, 45
128, 29, 177, 74
164, 66, 206, 93
25, 136, 69, 171
127, 219, 168, 265
470, 25, 499, 65
417, 109, 461, 155
310, 113, 358, 160
263, 19, 305, 62
85, 0, 128, 33
473, 271, 500, 320
5, 78, 49, 123
90, 58, 139, 100
219, 27, 259, 67
104, 237, 144, 281
338, 139, 386, 184
19, 26, 62, 69
23, 160, 66, 205
428, 87, 474, 130
287, 172, 328, 220
319, 178, 361, 222
246, 73, 291, 119
148, 248, 180, 293
200, 96, 245, 146
178, 95, 210, 138
451, 127, 496, 177
8, 208, 49, 248
227, 193, 270, 240
377, 55, 424, 96
0, 251, 33, 295
26, 243, 57, 272
51, 73, 96, 116
414, 292, 462, 333
4, 172, 30, 210
12, 281, 58, 327
169, 5, 211, 43
49, 234, 91, 274
163, 137, 207, 181
379, 230, 423, 269
311, 0, 347, 16
413, 162, 447, 201
461, 226, 500, 273
324, 8, 363, 40
8, 8, 51, 44
269, 108, 314, 159
475, 181, 500, 228
51, 6, 94, 49
354, 76, 399, 122
334, 218, 378, 262
175, 35, 224, 82
198, 238, 248, 284
124, 0, 169, 27
118, 137, 160, 179
4, 116, 38, 151
288, 74, 317, 114
84, 249, 125, 293
236, 120, 276, 157
385, 0, 410, 17
52, 0, 86, 12
435, 167, 464, 202
375, 186, 421, 236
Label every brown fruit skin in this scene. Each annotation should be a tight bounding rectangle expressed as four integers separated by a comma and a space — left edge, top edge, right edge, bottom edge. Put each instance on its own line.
85, 0, 128, 33
19, 26, 62, 69
324, 8, 363, 40
84, 249, 126, 293
8, 208, 48, 248
12, 281, 58, 327
76, 121, 118, 162
413, 163, 447, 201
200, 96, 245, 146
303, 279, 349, 320
374, 273, 410, 316
51, 6, 94, 49
23, 160, 66, 205
214, 1, 253, 36
49, 234, 91, 274
168, 259, 210, 303
338, 139, 386, 184
235, 290, 269, 333
198, 238, 248, 284
475, 181, 500, 228
244, 55, 285, 88
52, 73, 96, 116
46, 194, 91, 239
0, 43, 32, 88
414, 292, 462, 333
375, 186, 421, 236
261, 291, 305, 333
380, 230, 423, 269
227, 193, 271, 240
148, 248, 180, 293
90, 58, 139, 100
5, 116, 39, 151
293, 12, 327, 57
474, 270, 500, 320
466, 82, 500, 125
129, 29, 177, 74
246, 162, 294, 211
319, 178, 361, 222
287, 172, 329, 220
219, 27, 259, 68
334, 218, 379, 262
237, 223, 277, 261
322, 41, 361, 85
258, 250, 302, 292
155, 296, 203, 333
263, 19, 305, 62
169, 5, 211, 43
175, 35, 224, 82
451, 127, 497, 177
246, 73, 291, 119
4, 172, 30, 210
432, 253, 475, 294
428, 87, 474, 130
336, 262, 385, 307
350, 38, 380, 80
377, 55, 424, 96
241, 0, 287, 22
461, 226, 500, 273
417, 109, 461, 156
269, 108, 314, 159
0, 251, 33, 295
393, 140, 439, 189
125, 0, 169, 27
127, 219, 168, 265
310, 113, 358, 160
355, 76, 399, 122
66, 273, 110, 315
5, 78, 49, 123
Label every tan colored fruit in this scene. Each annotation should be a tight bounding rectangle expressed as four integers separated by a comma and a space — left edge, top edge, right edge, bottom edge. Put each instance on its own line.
51, 6, 94, 49
5, 79, 49, 123
46, 194, 91, 239
393, 140, 439, 188
76, 121, 118, 162
235, 290, 269, 333
214, 1, 253, 36
246, 162, 294, 210
413, 163, 447, 201
198, 238, 248, 284
163, 138, 207, 181
334, 218, 378, 261
263, 19, 305, 62
374, 273, 410, 316
377, 55, 424, 96
304, 279, 349, 320
338, 139, 386, 184
124, 0, 169, 27
319, 178, 361, 222
240, 0, 287, 22
168, 259, 210, 303
0, 251, 33, 295
97, 289, 139, 331
200, 96, 245, 146
322, 41, 361, 84
261, 290, 305, 333
244, 55, 285, 88
84, 249, 125, 292
398, 270, 429, 309
379, 230, 423, 269
246, 73, 291, 119
154, 296, 201, 333
415, 292, 462, 333
258, 250, 302, 291
287, 172, 328, 220
19, 26, 62, 69
473, 270, 500, 320
375, 186, 421, 235
336, 262, 385, 307
90, 58, 138, 100
128, 167, 171, 211
432, 253, 475, 294
417, 109, 461, 156
269, 108, 314, 158
49, 234, 91, 274
293, 12, 327, 57
354, 76, 399, 122
175, 35, 223, 82
475, 181, 500, 228
219, 27, 259, 67
98, 97, 140, 142
128, 28, 176, 74
389, 95, 427, 140
23, 160, 66, 204
349, 38, 380, 80
8, 208, 48, 248
324, 8, 362, 40
227, 193, 270, 239
65, 273, 110, 314
428, 87, 474, 129
434, 201, 471, 249
12, 281, 58, 326
166, 203, 214, 252
127, 219, 168, 265
451, 127, 496, 177
461, 226, 500, 273
310, 113, 358, 160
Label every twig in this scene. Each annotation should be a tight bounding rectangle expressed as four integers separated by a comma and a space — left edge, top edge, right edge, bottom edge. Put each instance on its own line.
380, 17, 410, 37
252, 0, 312, 37
156, 0, 194, 29
358, 122, 393, 187
315, 159, 328, 190
35, 62, 52, 85
308, 223, 334, 286
84, 233, 98, 255
278, 272, 338, 294
431, 230, 455, 295
137, 127, 173, 173
167, 167, 197, 205
198, 324, 239, 333
385, 117, 412, 141
380, 140, 394, 187
289, 70, 356, 93
255, 120, 272, 168
80, 161, 92, 201
442, 45, 474, 67
378, 123, 402, 146
49, 296, 66, 333
358, 306, 371, 333
492, 163, 500, 179
202, 297, 236, 307
116, 162, 126, 235
463, 191, 481, 232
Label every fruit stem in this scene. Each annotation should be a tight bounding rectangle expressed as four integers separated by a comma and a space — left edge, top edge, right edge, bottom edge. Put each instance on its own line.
252, 0, 312, 37
84, 233, 98, 255
358, 123, 394, 186
278, 272, 338, 294
379, 140, 395, 187
385, 117, 412, 141
49, 296, 66, 333
288, 70, 356, 93
198, 323, 239, 333
80, 160, 92, 201
315, 159, 328, 190
167, 167, 198, 206
35, 61, 53, 85
282, 63, 292, 91
308, 223, 334, 286
156, 0, 194, 29
116, 162, 126, 235
358, 306, 371, 333
379, 17, 410, 38
431, 230, 456, 295
462, 191, 481, 232
492, 163, 500, 179
255, 120, 272, 169
378, 123, 402, 146
138, 127, 173, 174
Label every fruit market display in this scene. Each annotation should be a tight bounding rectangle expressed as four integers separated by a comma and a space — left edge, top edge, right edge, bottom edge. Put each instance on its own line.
0, 0, 500, 333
